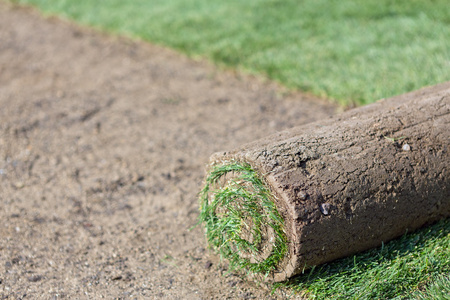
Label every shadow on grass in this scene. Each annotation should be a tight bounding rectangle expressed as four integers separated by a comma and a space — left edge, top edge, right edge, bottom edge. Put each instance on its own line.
275, 218, 450, 299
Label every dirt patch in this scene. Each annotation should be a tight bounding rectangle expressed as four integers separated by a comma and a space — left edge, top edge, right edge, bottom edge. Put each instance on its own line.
0, 2, 336, 298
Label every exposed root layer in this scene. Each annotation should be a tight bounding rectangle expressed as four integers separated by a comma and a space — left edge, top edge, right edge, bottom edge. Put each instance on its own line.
199, 162, 288, 277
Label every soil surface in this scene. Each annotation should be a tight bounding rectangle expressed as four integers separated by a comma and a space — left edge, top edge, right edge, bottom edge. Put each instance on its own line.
0, 2, 336, 298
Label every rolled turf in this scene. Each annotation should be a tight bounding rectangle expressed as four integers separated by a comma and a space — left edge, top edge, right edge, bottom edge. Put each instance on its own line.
199, 82, 450, 282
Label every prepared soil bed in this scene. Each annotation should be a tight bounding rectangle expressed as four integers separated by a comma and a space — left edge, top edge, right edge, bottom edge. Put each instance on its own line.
0, 2, 336, 298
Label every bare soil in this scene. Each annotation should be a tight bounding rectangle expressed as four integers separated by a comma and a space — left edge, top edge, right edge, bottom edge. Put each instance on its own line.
0, 2, 336, 298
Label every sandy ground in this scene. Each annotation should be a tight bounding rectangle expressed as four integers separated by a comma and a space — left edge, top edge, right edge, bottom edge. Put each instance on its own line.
0, 2, 337, 298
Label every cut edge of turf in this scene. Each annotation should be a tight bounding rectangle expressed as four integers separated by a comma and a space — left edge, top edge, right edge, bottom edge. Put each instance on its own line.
198, 161, 288, 278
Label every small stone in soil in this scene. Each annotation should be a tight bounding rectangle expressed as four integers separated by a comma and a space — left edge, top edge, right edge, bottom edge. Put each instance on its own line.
297, 191, 308, 200
320, 203, 331, 215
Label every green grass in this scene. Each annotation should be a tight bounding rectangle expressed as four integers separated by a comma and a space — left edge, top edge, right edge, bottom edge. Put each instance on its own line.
275, 218, 450, 299
413, 274, 450, 300
10, 0, 450, 105
198, 162, 288, 277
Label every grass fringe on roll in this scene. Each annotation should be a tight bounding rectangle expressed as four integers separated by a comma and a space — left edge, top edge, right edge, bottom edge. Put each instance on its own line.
199, 162, 288, 277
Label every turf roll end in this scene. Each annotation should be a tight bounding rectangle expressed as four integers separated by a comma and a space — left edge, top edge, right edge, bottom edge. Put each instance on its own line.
199, 162, 290, 281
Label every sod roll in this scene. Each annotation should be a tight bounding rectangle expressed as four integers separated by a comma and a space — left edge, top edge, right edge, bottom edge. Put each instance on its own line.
199, 83, 450, 282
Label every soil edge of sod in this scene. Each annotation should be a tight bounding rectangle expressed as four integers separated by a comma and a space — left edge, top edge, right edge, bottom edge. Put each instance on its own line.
199, 161, 288, 279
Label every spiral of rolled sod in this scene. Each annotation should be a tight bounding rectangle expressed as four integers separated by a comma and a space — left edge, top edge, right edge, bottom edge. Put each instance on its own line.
199, 83, 450, 282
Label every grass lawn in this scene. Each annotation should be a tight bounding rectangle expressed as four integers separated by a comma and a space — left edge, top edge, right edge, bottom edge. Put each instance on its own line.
10, 0, 450, 106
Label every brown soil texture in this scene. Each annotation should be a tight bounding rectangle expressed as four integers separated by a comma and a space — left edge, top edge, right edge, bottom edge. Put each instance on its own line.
0, 2, 337, 299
